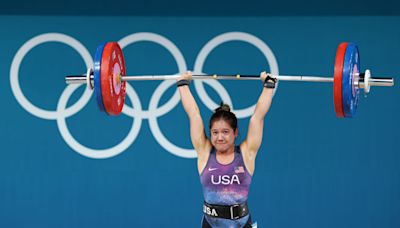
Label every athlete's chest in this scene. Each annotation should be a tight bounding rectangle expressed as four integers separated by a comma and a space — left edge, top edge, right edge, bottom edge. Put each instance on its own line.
201, 161, 248, 186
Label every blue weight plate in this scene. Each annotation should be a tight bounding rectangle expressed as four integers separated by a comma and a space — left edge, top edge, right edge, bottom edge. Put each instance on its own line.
94, 42, 107, 112
342, 43, 360, 118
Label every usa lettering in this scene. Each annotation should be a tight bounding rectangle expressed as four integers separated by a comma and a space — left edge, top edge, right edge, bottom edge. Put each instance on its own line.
203, 205, 218, 216
211, 174, 241, 185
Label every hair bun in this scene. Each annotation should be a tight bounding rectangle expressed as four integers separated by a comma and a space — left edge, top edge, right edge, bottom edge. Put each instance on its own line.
215, 102, 231, 112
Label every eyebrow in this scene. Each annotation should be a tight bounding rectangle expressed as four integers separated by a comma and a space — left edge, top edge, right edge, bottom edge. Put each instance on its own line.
211, 128, 231, 131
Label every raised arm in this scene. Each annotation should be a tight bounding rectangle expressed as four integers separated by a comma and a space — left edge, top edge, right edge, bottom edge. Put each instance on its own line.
177, 72, 211, 159
241, 72, 275, 162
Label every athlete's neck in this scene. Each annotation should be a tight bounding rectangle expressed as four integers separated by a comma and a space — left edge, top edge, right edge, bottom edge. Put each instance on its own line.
216, 146, 235, 165
216, 146, 234, 154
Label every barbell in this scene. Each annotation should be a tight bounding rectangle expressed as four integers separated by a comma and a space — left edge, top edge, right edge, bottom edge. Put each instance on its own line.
65, 42, 394, 117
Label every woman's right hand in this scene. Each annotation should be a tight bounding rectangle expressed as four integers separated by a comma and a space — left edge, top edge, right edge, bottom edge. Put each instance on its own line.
177, 71, 193, 82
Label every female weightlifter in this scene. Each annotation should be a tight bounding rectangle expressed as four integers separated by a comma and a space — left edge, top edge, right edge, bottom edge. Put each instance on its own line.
177, 71, 276, 227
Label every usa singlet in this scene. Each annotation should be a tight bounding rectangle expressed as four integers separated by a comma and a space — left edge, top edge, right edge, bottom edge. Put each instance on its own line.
200, 146, 252, 227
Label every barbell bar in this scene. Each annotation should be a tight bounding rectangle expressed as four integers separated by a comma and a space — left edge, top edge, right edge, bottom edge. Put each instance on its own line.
66, 72, 393, 87
65, 42, 394, 117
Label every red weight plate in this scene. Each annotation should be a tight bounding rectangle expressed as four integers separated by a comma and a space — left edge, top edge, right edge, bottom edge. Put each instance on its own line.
333, 42, 348, 118
100, 42, 126, 115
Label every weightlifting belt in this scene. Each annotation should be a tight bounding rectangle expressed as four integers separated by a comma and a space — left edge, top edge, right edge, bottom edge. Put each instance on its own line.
203, 201, 249, 220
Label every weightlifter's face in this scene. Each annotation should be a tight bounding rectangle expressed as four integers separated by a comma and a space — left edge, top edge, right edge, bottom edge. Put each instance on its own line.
210, 119, 237, 153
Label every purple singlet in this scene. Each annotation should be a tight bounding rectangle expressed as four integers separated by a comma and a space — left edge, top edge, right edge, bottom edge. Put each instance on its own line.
200, 146, 252, 227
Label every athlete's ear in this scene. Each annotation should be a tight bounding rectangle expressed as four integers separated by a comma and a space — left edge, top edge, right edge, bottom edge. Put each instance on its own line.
234, 128, 238, 137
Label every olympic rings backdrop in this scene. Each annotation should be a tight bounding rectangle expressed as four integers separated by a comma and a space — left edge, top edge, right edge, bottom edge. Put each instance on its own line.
0, 16, 399, 228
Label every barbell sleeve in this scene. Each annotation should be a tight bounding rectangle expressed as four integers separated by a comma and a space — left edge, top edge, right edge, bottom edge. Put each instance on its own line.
361, 77, 394, 87
65, 75, 90, 84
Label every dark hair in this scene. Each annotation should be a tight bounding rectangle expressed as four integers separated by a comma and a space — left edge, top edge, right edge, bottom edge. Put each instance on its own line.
209, 103, 238, 130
